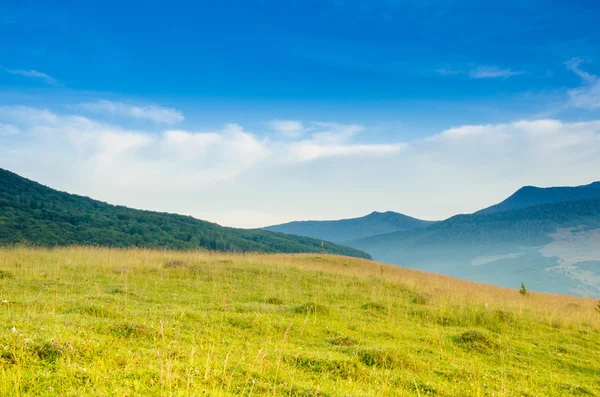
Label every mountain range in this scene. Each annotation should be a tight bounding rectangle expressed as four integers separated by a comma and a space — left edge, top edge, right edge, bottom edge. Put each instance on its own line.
263, 211, 434, 242
476, 181, 600, 214
266, 181, 600, 297
3, 166, 600, 297
0, 168, 370, 259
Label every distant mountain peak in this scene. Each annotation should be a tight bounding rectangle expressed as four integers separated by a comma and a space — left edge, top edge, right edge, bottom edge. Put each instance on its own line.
263, 211, 435, 243
477, 181, 600, 215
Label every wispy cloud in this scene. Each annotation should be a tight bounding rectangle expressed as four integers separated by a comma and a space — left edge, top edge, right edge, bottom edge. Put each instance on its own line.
276, 121, 404, 162
0, 123, 20, 136
469, 66, 524, 79
266, 120, 399, 162
0, 107, 398, 189
566, 58, 600, 110
0, 106, 266, 190
436, 68, 461, 76
3, 68, 59, 85
310, 122, 364, 142
80, 100, 184, 124
268, 120, 306, 137
2, 105, 600, 227
286, 141, 405, 162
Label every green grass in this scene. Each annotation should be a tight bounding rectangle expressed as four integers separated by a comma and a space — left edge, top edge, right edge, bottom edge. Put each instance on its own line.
1, 247, 599, 396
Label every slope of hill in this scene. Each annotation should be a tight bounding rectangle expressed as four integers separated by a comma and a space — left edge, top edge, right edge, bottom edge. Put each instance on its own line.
1, 247, 599, 396
263, 211, 435, 242
0, 168, 370, 258
349, 198, 600, 297
477, 181, 600, 214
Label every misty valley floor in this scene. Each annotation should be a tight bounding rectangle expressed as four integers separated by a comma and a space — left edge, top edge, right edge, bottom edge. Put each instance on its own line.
1, 248, 599, 396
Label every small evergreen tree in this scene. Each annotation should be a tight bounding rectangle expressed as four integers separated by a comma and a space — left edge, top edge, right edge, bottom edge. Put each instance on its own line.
596, 301, 600, 313
519, 282, 529, 296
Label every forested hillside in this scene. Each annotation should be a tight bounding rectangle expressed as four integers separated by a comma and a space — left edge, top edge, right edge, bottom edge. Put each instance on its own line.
349, 198, 600, 296
352, 198, 600, 251
0, 168, 370, 258
476, 182, 600, 214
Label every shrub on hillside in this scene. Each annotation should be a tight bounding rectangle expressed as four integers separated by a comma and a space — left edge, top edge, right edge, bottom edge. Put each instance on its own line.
519, 282, 529, 296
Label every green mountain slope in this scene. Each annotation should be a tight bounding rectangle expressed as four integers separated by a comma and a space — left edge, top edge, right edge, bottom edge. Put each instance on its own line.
0, 168, 370, 258
263, 211, 435, 242
349, 199, 600, 297
476, 181, 600, 214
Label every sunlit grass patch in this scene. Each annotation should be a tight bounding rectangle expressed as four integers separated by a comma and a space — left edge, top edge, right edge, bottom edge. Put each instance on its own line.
264, 297, 284, 305
109, 322, 151, 338
361, 301, 388, 314
452, 330, 496, 352
0, 246, 598, 396
327, 335, 358, 347
64, 304, 114, 318
410, 292, 430, 305
291, 302, 329, 315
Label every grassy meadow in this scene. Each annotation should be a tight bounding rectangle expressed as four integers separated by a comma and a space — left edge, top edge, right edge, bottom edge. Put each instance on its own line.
0, 247, 599, 396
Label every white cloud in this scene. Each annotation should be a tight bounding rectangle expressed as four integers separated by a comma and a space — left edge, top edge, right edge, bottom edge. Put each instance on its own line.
268, 120, 306, 137
80, 100, 184, 124
427, 123, 511, 141
192, 210, 292, 229
0, 107, 268, 194
0, 123, 20, 136
436, 68, 461, 76
286, 141, 405, 162
280, 121, 403, 162
415, 119, 600, 188
310, 122, 364, 142
3, 69, 59, 85
0, 105, 60, 125
566, 59, 600, 110
2, 105, 600, 228
436, 65, 524, 80
469, 66, 524, 79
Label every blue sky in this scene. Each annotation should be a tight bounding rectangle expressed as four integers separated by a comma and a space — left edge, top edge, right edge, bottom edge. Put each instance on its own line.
2, 0, 600, 227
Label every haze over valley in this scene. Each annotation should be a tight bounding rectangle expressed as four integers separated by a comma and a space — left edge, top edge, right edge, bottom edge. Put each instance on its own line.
266, 182, 600, 297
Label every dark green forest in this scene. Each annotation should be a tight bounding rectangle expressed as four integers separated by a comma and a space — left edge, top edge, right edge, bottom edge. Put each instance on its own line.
476, 182, 600, 214
0, 168, 370, 258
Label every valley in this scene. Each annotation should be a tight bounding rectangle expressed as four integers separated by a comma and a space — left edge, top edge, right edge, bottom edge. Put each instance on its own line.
267, 183, 600, 298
